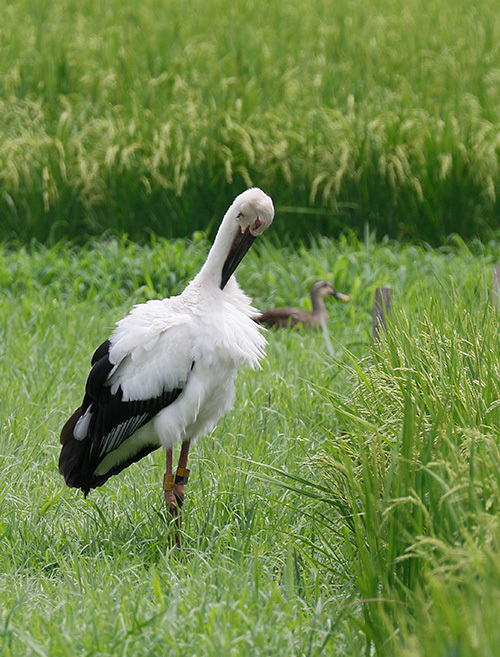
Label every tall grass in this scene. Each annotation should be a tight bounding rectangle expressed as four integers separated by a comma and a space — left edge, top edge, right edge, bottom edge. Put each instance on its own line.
265, 262, 500, 654
1, 0, 500, 242
2, 234, 500, 653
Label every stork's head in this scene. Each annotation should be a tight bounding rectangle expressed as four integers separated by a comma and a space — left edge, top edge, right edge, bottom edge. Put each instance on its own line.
220, 188, 274, 289
232, 187, 274, 236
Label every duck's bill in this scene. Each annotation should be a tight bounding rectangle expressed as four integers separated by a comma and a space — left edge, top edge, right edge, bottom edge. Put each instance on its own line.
333, 290, 350, 302
220, 229, 256, 289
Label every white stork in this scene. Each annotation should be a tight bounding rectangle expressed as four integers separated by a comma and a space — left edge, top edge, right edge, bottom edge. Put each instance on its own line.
59, 188, 274, 523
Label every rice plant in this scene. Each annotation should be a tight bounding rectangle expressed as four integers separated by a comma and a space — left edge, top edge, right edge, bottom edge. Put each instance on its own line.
263, 261, 500, 655
1, 0, 500, 243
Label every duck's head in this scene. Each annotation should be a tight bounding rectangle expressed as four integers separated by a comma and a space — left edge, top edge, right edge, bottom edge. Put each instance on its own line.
311, 280, 350, 302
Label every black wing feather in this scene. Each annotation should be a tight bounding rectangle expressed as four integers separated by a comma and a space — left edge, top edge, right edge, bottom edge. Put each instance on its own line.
59, 339, 189, 495
91, 339, 111, 366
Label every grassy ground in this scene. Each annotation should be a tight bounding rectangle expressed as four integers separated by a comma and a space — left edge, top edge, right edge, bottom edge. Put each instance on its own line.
1, 234, 500, 655
1, 0, 500, 242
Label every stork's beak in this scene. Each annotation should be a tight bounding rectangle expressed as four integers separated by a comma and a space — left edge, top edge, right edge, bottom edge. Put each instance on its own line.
332, 290, 350, 302
220, 228, 256, 289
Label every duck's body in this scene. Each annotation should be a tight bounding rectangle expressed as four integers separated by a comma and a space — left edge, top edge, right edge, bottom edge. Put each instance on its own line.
256, 281, 349, 329
59, 188, 274, 519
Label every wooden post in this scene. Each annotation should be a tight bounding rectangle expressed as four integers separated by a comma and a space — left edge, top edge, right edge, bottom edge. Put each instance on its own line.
372, 287, 391, 343
492, 265, 500, 310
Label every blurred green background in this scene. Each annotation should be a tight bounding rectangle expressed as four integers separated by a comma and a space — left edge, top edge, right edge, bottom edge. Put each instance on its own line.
1, 0, 500, 244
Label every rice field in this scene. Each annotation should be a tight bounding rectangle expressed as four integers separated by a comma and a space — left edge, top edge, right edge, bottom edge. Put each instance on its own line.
1, 0, 500, 243
2, 0, 500, 652
1, 234, 500, 655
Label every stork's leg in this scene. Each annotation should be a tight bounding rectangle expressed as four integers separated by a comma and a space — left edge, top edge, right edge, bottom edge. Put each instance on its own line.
163, 448, 178, 518
173, 440, 191, 512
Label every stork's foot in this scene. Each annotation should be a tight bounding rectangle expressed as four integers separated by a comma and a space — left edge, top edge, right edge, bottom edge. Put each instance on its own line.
164, 489, 182, 518
173, 483, 185, 509
164, 489, 185, 517
164, 471, 190, 547
164, 474, 182, 519
173, 468, 189, 504
163, 474, 181, 547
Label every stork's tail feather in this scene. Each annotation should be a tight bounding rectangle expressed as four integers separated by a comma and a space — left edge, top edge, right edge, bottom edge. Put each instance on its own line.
60, 407, 82, 446
59, 407, 91, 494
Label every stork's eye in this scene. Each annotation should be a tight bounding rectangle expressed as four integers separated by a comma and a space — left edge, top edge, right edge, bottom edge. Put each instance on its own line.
253, 217, 262, 230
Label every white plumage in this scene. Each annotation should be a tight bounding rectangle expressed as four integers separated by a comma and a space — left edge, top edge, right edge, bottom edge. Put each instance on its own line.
59, 188, 274, 515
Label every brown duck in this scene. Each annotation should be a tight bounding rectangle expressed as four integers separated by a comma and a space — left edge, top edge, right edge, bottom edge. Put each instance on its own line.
256, 280, 349, 329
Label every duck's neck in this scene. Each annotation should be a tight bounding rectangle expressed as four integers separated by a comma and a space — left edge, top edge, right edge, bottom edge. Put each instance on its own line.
311, 294, 328, 319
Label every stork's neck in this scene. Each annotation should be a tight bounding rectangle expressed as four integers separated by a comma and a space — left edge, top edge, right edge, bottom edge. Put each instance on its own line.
195, 210, 238, 286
